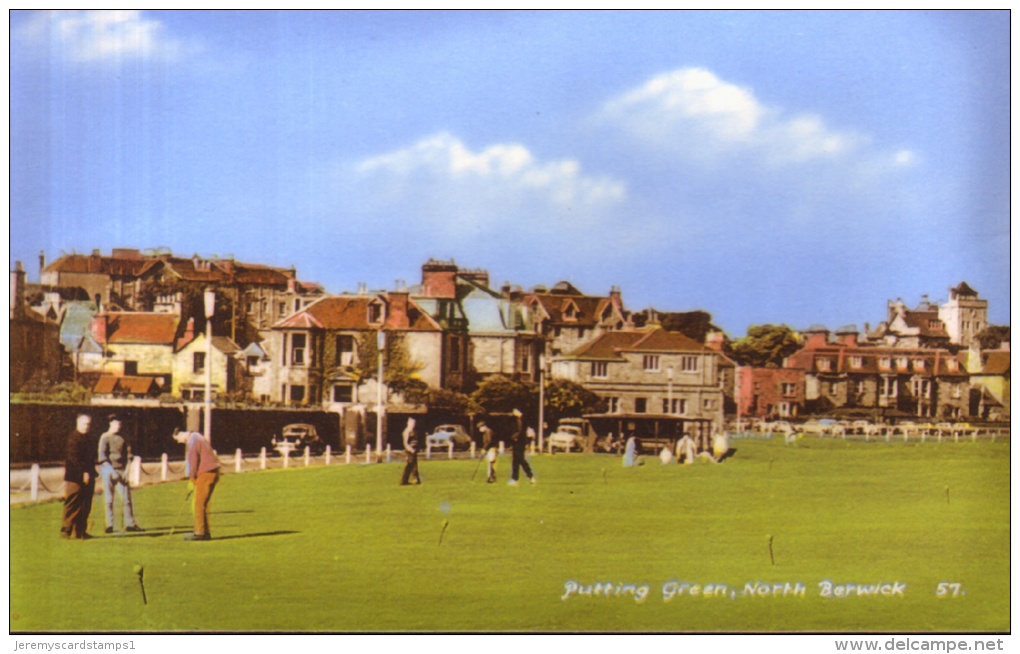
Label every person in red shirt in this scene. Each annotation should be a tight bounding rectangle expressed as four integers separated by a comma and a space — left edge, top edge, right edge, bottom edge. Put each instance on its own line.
172, 430, 220, 541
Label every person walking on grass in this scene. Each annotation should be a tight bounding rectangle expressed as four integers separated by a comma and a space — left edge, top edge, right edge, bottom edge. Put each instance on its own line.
61, 413, 97, 540
508, 409, 535, 486
173, 430, 220, 541
478, 420, 497, 483
98, 413, 144, 534
400, 417, 421, 486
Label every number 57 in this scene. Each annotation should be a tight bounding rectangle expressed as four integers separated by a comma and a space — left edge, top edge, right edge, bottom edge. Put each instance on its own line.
936, 582, 962, 597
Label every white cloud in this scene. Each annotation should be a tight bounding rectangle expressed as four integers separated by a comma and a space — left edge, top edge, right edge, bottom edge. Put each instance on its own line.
356, 132, 626, 219
600, 67, 908, 170
19, 10, 188, 63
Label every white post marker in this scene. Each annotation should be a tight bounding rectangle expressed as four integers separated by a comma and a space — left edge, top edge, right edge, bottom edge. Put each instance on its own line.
470, 442, 476, 459
260, 447, 267, 470
235, 448, 243, 473
131, 456, 141, 487
30, 463, 39, 501
325, 445, 332, 466
386, 443, 391, 463
366, 445, 372, 464
161, 453, 168, 481
426, 443, 431, 460
499, 441, 505, 455
305, 446, 311, 467
448, 441, 454, 459
283, 450, 289, 468
345, 445, 351, 464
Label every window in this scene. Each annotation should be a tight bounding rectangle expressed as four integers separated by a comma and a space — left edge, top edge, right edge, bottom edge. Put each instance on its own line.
635, 398, 648, 414
247, 355, 260, 370
778, 402, 792, 417
911, 378, 931, 399
896, 357, 908, 370
849, 356, 863, 369
368, 303, 383, 324
449, 337, 461, 372
290, 385, 305, 403
703, 398, 714, 410
854, 380, 866, 395
124, 361, 138, 376
577, 327, 587, 339
591, 361, 608, 378
912, 359, 925, 371
816, 358, 831, 372
333, 385, 353, 403
606, 397, 620, 413
336, 335, 354, 366
952, 384, 962, 399
946, 359, 958, 372
193, 352, 206, 374
291, 333, 307, 365
781, 383, 796, 396
879, 377, 897, 398
680, 356, 698, 372
662, 398, 684, 414
643, 355, 660, 371
278, 302, 286, 317
879, 357, 891, 370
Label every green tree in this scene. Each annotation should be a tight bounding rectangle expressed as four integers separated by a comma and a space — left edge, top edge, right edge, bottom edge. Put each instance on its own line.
470, 375, 536, 415
425, 387, 480, 414
729, 324, 802, 368
544, 378, 606, 424
976, 324, 1011, 350
354, 331, 426, 398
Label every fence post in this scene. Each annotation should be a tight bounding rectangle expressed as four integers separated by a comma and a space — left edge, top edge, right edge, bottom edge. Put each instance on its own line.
426, 443, 431, 460
305, 446, 311, 467
283, 449, 289, 468
161, 453, 168, 481
325, 445, 332, 466
130, 456, 142, 487
448, 441, 454, 459
30, 463, 39, 502
366, 445, 373, 464
260, 447, 267, 470
345, 445, 351, 464
499, 441, 505, 455
386, 444, 391, 463
470, 442, 476, 459
235, 448, 243, 473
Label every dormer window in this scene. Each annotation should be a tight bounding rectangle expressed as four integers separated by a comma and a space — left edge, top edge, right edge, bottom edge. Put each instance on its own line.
947, 359, 958, 372
912, 359, 925, 371
896, 357, 908, 370
368, 302, 384, 324
817, 358, 831, 372
562, 301, 579, 321
850, 356, 863, 369
879, 357, 891, 370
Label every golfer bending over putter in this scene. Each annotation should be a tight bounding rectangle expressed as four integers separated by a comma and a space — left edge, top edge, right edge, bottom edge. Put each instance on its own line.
173, 430, 220, 541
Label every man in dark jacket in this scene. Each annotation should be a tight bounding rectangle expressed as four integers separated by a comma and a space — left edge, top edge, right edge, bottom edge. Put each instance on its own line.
508, 409, 536, 486
61, 413, 97, 539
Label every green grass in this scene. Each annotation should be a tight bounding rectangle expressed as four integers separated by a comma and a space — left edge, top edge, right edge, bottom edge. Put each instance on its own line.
10, 437, 1010, 633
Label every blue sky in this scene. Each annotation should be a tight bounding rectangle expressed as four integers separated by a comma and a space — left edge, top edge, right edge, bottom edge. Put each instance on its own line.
9, 10, 1011, 335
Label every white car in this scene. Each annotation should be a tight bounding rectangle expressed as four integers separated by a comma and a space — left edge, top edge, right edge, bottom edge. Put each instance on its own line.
548, 425, 583, 452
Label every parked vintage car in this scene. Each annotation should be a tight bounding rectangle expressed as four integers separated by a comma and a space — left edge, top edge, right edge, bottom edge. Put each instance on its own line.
275, 423, 326, 455
548, 424, 584, 452
426, 424, 473, 450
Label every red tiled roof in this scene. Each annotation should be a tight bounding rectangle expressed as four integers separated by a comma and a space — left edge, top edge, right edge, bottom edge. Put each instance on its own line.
104, 313, 180, 345
787, 343, 965, 377
901, 310, 949, 338
276, 295, 439, 332
567, 328, 708, 359
981, 351, 1010, 376
45, 253, 294, 287
92, 375, 159, 395
527, 292, 619, 327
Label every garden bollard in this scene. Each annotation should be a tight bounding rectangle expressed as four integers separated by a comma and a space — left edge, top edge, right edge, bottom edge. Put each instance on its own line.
366, 445, 373, 464
131, 456, 142, 487
235, 449, 243, 473
470, 442, 476, 459
345, 445, 351, 464
283, 450, 289, 468
386, 444, 391, 463
305, 446, 311, 467
325, 445, 331, 466
499, 441, 505, 455
30, 463, 39, 502
448, 441, 454, 459
161, 453, 168, 481
260, 447, 267, 470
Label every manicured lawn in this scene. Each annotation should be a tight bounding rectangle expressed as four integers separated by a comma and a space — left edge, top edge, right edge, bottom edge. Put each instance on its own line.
10, 436, 1009, 633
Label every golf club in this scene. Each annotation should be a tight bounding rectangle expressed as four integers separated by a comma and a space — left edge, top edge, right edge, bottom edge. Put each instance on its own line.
168, 488, 193, 536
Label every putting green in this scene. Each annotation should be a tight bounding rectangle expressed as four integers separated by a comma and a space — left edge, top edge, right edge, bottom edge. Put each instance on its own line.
10, 436, 1009, 633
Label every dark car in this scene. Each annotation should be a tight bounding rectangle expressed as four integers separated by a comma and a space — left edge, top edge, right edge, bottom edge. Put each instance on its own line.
275, 423, 326, 455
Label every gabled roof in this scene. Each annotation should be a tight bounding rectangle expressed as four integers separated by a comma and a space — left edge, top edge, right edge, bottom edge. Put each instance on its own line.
103, 313, 180, 346
45, 252, 296, 288
900, 310, 949, 339
787, 342, 966, 377
527, 291, 620, 328
92, 374, 160, 396
275, 295, 440, 332
951, 281, 979, 297
566, 327, 709, 360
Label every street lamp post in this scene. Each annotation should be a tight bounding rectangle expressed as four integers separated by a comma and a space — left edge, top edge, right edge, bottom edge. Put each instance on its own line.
538, 354, 547, 452
667, 365, 674, 415
376, 329, 385, 454
204, 289, 215, 446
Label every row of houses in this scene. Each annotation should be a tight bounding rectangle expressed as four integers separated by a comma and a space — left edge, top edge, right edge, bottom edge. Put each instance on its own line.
10, 249, 1009, 429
